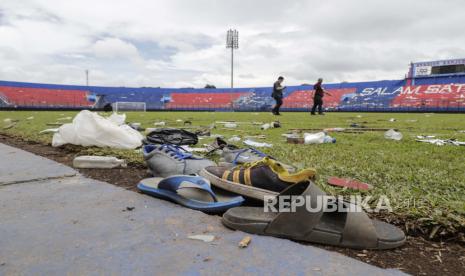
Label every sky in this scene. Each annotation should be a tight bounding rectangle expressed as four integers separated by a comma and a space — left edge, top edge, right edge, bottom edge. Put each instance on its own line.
0, 0, 464, 88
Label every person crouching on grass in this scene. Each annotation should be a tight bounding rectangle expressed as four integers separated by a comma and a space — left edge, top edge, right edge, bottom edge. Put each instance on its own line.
311, 78, 332, 115
271, 76, 286, 115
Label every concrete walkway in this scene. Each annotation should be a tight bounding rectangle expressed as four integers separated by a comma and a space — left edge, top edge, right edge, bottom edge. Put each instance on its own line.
0, 143, 405, 275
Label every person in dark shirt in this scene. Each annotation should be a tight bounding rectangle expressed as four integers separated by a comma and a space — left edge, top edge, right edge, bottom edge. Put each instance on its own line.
271, 76, 285, 115
311, 78, 331, 115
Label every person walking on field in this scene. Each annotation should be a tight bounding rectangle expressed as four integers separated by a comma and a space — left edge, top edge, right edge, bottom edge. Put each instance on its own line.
271, 76, 286, 115
311, 78, 332, 115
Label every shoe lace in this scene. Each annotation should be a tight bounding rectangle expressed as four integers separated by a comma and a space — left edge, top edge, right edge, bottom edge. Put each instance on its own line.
159, 144, 193, 160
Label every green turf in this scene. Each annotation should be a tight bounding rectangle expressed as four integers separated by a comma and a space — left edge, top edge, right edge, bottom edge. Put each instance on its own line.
1, 110, 464, 237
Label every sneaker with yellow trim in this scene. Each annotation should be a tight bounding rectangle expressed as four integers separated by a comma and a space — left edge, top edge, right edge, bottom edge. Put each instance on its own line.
199, 157, 316, 198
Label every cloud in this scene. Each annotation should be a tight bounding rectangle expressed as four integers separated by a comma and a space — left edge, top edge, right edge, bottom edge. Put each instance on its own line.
0, 0, 464, 88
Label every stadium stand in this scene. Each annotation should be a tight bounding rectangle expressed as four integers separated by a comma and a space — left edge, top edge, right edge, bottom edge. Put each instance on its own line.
1, 59, 465, 112
165, 92, 250, 109
0, 86, 94, 108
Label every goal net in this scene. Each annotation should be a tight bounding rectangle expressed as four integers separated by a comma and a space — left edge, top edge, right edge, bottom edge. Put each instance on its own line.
112, 102, 146, 112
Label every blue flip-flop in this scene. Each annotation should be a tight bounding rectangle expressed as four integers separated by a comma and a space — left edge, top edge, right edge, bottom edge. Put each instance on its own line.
137, 175, 244, 213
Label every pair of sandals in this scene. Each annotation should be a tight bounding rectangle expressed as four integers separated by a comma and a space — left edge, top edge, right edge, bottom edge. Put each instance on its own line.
138, 176, 405, 250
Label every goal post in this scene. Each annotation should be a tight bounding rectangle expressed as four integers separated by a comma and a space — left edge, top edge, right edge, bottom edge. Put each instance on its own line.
112, 102, 146, 112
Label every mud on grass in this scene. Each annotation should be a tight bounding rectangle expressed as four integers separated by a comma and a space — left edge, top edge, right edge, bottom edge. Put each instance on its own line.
1, 133, 465, 276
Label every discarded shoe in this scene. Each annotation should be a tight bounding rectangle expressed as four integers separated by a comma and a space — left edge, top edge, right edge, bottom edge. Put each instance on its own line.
143, 144, 216, 177
220, 146, 295, 172
199, 157, 316, 200
222, 181, 406, 249
138, 175, 244, 213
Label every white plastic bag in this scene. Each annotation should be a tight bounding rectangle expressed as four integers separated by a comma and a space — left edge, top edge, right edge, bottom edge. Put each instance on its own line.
52, 110, 143, 149
108, 113, 126, 126
304, 132, 326, 144
243, 139, 272, 148
384, 129, 403, 141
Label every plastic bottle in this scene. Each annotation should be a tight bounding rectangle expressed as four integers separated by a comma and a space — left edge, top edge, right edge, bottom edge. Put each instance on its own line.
73, 156, 127, 169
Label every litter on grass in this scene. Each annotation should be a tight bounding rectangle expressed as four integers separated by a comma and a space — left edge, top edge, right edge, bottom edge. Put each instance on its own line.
181, 145, 208, 153
327, 177, 373, 191
108, 113, 126, 126
228, 136, 241, 142
224, 123, 237, 128
389, 118, 396, 122
416, 138, 465, 146
39, 128, 60, 134
154, 121, 166, 127
384, 129, 403, 141
52, 110, 143, 149
26, 116, 34, 120
73, 156, 127, 169
188, 235, 215, 243
244, 139, 272, 148
261, 121, 281, 130
304, 132, 336, 144
57, 117, 72, 121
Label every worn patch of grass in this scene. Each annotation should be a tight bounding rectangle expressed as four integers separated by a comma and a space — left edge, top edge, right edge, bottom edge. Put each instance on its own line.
1, 110, 464, 237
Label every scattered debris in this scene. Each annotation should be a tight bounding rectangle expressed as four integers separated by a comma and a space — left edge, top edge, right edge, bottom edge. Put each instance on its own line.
194, 129, 211, 137
154, 121, 166, 127
2, 122, 17, 129
244, 139, 272, 148
416, 135, 435, 139
228, 136, 241, 142
389, 118, 396, 122
224, 123, 237, 128
39, 128, 60, 134
181, 145, 208, 153
327, 177, 373, 190
73, 156, 127, 169
26, 116, 34, 120
304, 132, 336, 144
416, 138, 465, 146
123, 206, 135, 212
244, 135, 267, 139
3, 118, 12, 123
184, 120, 192, 126
350, 123, 365, 128
238, 236, 252, 248
261, 121, 281, 130
188, 235, 215, 243
57, 117, 72, 121
108, 113, 126, 126
176, 119, 183, 122
323, 127, 346, 132
384, 129, 403, 141
53, 111, 143, 149
129, 122, 143, 131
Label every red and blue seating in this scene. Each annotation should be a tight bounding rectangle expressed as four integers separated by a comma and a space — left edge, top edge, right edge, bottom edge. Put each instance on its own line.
0, 86, 94, 107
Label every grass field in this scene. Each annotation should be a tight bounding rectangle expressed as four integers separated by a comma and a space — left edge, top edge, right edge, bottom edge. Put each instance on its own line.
1, 110, 464, 238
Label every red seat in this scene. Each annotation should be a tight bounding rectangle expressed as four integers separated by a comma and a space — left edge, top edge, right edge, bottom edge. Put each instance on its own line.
0, 86, 93, 107
166, 92, 250, 108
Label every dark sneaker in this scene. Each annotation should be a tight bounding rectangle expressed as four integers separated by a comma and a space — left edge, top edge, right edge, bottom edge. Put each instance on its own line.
199, 157, 316, 199
143, 144, 216, 177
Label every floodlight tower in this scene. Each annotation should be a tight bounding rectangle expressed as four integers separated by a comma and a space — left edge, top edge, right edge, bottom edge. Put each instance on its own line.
226, 29, 239, 88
